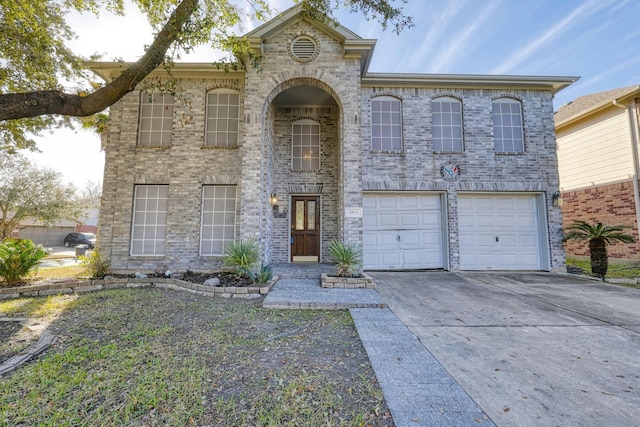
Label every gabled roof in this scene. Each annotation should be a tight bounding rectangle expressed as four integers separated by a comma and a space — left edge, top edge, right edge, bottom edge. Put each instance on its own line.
245, 4, 360, 40
243, 5, 376, 76
555, 84, 640, 128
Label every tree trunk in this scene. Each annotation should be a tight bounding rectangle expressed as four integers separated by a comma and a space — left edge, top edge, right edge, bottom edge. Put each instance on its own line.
0, 0, 198, 121
589, 238, 608, 279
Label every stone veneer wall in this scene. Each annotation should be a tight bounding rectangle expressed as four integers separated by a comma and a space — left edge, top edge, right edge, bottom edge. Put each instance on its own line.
240, 20, 363, 260
562, 180, 640, 260
360, 88, 565, 272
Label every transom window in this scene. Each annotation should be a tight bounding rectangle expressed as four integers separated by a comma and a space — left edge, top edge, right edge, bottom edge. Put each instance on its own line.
371, 96, 402, 151
138, 93, 173, 147
432, 97, 463, 152
131, 185, 168, 256
205, 89, 240, 147
200, 185, 237, 256
291, 119, 320, 171
492, 98, 524, 153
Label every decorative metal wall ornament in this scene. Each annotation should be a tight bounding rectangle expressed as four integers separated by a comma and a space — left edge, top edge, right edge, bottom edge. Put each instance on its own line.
440, 161, 461, 181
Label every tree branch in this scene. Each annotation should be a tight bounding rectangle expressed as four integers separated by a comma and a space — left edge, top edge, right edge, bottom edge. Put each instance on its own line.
0, 0, 199, 121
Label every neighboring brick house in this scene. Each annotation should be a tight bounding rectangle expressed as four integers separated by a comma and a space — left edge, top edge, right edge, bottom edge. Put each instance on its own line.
555, 85, 640, 261
90, 7, 575, 273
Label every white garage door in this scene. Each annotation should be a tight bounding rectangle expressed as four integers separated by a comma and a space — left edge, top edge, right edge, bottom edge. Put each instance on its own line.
458, 194, 544, 270
363, 193, 444, 270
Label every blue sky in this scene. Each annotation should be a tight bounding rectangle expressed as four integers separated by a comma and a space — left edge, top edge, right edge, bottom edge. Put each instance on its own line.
29, 0, 640, 185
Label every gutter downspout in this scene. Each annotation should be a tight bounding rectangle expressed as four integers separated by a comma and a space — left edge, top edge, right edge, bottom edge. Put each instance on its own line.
613, 99, 640, 242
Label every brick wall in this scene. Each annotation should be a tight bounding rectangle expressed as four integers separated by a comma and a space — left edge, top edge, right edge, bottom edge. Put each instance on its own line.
360, 88, 565, 271
562, 181, 640, 260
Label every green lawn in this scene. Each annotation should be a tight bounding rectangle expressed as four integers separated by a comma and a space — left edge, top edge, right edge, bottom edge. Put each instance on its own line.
566, 258, 640, 280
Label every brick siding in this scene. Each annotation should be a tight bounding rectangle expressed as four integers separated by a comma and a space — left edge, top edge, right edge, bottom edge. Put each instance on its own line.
562, 181, 640, 260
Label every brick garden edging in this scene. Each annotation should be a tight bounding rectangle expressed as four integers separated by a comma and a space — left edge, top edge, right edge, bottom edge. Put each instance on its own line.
0, 276, 279, 300
320, 273, 376, 289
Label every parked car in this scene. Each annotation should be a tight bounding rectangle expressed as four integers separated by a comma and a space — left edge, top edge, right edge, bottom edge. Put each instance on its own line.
63, 232, 96, 249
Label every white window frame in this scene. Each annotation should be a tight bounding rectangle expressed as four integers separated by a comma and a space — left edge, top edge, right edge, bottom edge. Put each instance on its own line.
205, 89, 240, 148
492, 97, 524, 153
291, 119, 321, 171
371, 96, 403, 151
432, 96, 464, 152
200, 185, 237, 256
138, 93, 173, 147
130, 185, 168, 256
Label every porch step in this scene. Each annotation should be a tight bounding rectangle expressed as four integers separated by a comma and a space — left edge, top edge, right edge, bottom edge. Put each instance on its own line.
263, 278, 385, 310
270, 263, 336, 279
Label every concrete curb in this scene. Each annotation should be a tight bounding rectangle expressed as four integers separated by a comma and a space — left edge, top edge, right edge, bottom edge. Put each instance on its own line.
0, 322, 57, 377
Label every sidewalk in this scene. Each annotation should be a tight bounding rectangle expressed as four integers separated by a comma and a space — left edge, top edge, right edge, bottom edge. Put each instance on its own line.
263, 268, 495, 427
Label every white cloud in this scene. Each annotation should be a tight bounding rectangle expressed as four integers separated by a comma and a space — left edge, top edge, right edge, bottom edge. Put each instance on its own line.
490, 0, 612, 74
405, 1, 467, 71
427, 0, 500, 73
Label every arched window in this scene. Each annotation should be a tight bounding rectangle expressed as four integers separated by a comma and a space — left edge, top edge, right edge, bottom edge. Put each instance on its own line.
371, 96, 402, 151
291, 119, 320, 171
205, 89, 240, 147
432, 96, 463, 151
492, 98, 524, 153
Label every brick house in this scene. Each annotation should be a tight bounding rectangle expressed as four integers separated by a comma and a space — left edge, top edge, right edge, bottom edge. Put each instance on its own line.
555, 85, 640, 261
90, 7, 575, 273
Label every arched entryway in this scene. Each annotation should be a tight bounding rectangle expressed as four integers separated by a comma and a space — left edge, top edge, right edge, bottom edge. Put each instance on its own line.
262, 81, 343, 263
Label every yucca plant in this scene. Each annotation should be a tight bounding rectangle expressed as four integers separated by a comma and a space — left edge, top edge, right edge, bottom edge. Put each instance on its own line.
328, 240, 363, 277
222, 238, 260, 278
0, 239, 48, 286
562, 221, 636, 279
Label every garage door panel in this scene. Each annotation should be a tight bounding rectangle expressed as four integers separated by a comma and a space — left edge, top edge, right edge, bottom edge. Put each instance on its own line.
459, 195, 543, 270
379, 197, 399, 209
364, 194, 444, 270
400, 213, 420, 227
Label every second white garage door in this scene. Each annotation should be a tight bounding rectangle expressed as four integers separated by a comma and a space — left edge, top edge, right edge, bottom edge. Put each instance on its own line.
458, 194, 545, 270
363, 193, 444, 270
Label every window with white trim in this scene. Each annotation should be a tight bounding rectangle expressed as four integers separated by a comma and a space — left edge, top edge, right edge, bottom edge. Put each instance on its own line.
432, 97, 463, 152
291, 119, 320, 171
131, 185, 168, 256
371, 96, 402, 151
138, 93, 173, 147
492, 98, 524, 153
205, 89, 240, 147
200, 185, 237, 256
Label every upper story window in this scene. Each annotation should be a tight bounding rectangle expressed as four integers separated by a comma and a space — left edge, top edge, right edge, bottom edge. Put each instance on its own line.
205, 89, 240, 148
492, 97, 524, 153
371, 96, 402, 151
432, 96, 463, 152
292, 119, 320, 171
138, 92, 173, 147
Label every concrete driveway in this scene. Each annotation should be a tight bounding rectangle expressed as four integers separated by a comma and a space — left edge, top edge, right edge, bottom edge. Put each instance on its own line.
369, 271, 640, 427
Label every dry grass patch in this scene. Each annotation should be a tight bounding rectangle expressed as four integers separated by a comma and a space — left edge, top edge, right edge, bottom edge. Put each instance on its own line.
0, 289, 393, 426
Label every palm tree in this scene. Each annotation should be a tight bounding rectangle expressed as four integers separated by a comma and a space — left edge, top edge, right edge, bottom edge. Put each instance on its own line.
562, 221, 636, 279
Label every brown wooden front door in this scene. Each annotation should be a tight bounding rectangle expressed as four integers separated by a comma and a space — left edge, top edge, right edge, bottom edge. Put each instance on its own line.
291, 196, 320, 261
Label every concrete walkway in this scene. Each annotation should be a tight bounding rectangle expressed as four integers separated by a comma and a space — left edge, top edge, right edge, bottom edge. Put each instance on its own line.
263, 266, 495, 426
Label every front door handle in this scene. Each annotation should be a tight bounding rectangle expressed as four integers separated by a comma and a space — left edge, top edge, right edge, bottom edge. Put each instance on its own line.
496, 236, 499, 242
396, 235, 401, 241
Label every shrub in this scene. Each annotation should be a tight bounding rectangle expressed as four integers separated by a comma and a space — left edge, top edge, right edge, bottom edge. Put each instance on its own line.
0, 239, 48, 286
79, 249, 110, 279
328, 240, 362, 277
222, 238, 260, 278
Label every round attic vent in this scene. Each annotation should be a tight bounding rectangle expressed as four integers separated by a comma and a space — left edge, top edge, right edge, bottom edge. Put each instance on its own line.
290, 35, 318, 62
